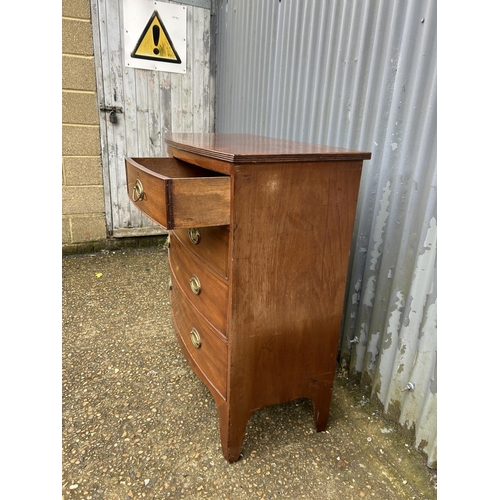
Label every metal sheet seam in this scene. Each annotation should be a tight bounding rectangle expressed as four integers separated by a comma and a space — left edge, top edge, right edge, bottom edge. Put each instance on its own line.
214, 0, 437, 467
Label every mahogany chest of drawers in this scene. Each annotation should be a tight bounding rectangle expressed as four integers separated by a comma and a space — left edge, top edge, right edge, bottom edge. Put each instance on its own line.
125, 133, 371, 462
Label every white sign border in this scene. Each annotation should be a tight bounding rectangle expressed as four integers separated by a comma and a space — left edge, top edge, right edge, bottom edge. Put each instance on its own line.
123, 0, 187, 74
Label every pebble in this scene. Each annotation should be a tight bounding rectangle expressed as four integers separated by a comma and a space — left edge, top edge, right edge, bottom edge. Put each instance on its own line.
62, 247, 436, 500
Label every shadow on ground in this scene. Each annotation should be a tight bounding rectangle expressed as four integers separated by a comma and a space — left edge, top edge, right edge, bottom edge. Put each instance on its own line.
62, 245, 437, 499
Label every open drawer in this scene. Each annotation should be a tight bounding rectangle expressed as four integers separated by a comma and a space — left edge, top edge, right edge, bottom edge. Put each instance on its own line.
125, 157, 231, 230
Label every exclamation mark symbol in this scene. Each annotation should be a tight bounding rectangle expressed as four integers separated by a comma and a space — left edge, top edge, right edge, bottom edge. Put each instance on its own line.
153, 24, 160, 55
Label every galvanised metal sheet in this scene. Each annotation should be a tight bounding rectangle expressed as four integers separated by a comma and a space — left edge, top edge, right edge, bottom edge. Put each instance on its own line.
215, 0, 437, 468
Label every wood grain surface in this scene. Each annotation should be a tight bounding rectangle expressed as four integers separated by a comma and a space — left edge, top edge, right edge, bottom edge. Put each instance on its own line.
128, 134, 370, 462
174, 226, 230, 278
170, 278, 228, 399
125, 156, 230, 229
169, 231, 229, 337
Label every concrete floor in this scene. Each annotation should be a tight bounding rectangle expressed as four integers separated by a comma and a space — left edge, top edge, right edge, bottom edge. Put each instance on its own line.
62, 244, 437, 499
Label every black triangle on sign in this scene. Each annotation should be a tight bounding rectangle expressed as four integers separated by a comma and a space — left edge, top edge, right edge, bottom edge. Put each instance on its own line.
131, 10, 182, 64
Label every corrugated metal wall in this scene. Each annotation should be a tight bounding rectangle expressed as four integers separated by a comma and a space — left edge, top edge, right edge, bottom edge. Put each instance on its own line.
214, 0, 437, 467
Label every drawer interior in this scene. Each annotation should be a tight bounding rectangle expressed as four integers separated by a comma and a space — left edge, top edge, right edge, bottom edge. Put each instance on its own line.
126, 156, 231, 229
130, 157, 225, 179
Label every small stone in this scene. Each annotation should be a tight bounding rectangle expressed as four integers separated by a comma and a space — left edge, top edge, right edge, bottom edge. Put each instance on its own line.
69, 484, 78, 490
144, 479, 150, 485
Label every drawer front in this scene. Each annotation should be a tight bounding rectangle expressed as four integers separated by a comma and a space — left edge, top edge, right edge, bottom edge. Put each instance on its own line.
125, 157, 231, 230
171, 278, 227, 398
126, 157, 169, 228
169, 232, 229, 335
173, 226, 230, 278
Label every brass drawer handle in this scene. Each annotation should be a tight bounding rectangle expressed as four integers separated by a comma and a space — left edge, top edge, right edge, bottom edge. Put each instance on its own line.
189, 274, 201, 295
132, 179, 145, 202
188, 228, 201, 245
190, 328, 202, 349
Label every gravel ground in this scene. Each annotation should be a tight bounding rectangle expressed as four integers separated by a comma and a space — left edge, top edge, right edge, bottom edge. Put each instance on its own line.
62, 245, 437, 499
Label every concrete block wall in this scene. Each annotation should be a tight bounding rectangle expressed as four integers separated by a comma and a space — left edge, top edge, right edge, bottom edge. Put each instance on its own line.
62, 0, 107, 247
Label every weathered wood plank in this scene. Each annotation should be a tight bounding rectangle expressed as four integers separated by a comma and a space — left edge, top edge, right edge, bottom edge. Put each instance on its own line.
95, 2, 215, 236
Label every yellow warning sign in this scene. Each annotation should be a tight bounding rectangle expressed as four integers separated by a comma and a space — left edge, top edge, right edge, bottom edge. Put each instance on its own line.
131, 10, 181, 64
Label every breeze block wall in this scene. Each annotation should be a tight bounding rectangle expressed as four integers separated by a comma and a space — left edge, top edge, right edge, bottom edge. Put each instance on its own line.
62, 0, 107, 249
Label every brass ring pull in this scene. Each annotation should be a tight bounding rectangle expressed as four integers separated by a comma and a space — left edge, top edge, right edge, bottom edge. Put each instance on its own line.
189, 274, 201, 295
190, 328, 201, 349
188, 228, 201, 245
132, 179, 145, 202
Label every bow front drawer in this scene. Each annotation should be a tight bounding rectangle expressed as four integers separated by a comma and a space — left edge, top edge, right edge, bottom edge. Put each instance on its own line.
125, 156, 231, 230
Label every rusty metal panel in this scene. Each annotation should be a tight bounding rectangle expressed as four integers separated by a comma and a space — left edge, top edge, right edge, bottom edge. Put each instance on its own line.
215, 0, 437, 467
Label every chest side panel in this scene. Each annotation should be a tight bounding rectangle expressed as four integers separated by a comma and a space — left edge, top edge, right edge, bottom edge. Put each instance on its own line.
228, 161, 362, 408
